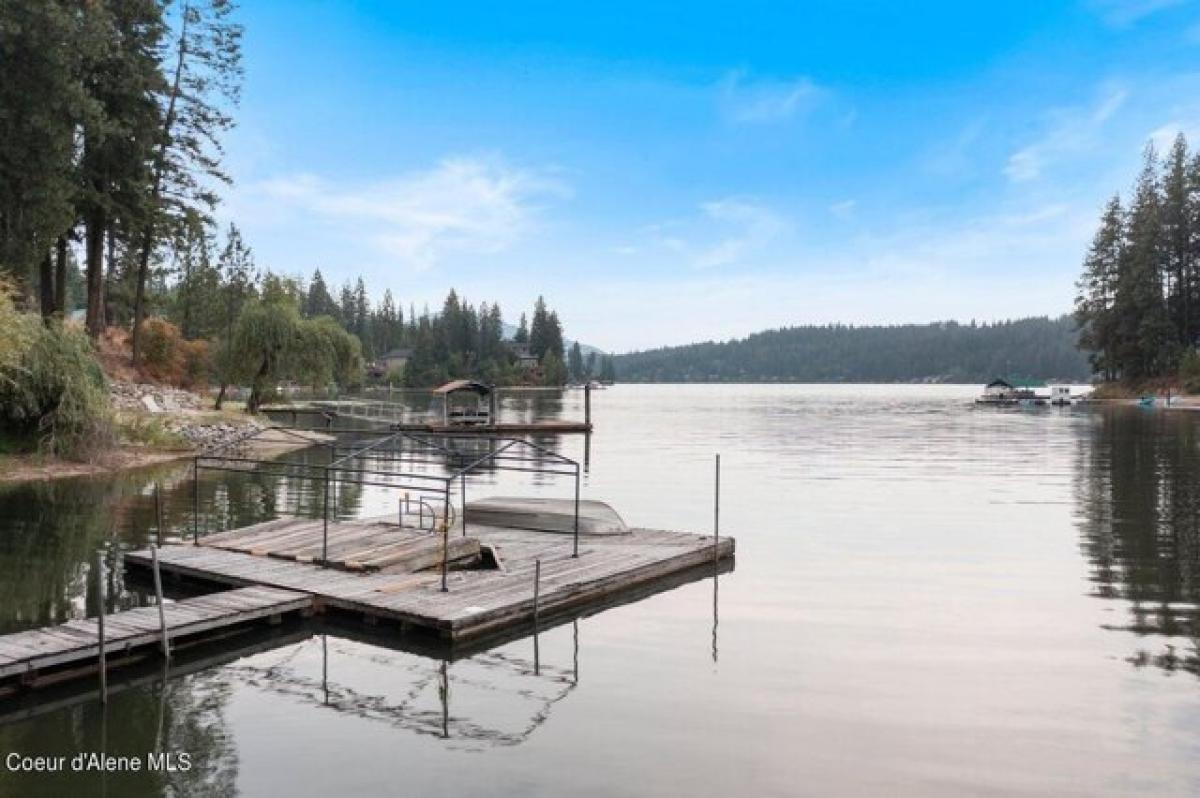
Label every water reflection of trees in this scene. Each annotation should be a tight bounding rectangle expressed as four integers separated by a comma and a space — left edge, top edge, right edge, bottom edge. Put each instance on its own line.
0, 666, 238, 796
1076, 407, 1200, 676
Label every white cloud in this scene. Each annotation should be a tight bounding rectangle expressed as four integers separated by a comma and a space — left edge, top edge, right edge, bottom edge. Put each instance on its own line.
923, 119, 988, 178
249, 157, 567, 271
1089, 0, 1187, 27
1148, 121, 1200, 151
718, 70, 824, 123
652, 198, 792, 268
829, 199, 857, 219
565, 199, 1098, 351
1005, 86, 1130, 182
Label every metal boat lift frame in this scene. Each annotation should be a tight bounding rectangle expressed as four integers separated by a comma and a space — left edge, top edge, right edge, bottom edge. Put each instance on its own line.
189, 426, 583, 583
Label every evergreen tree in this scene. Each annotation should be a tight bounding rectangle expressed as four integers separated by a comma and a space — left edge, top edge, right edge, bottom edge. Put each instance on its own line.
353, 276, 369, 342
514, 312, 529, 344
0, 2, 85, 312
305, 269, 336, 318
528, 296, 550, 359
79, 0, 168, 337
599, 355, 617, 382
338, 282, 354, 328
1115, 145, 1174, 378
131, 0, 243, 363
1075, 196, 1123, 380
1162, 133, 1193, 346
568, 341, 584, 381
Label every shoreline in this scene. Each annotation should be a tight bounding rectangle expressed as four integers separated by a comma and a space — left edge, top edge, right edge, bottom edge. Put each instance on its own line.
0, 427, 332, 485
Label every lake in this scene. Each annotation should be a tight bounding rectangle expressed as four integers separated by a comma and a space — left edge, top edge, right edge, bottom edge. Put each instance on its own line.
1, 384, 1198, 796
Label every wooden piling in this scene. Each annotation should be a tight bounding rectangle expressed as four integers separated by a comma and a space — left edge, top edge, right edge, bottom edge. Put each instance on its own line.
713, 453, 721, 561
155, 482, 164, 546
96, 551, 106, 703
151, 544, 171, 659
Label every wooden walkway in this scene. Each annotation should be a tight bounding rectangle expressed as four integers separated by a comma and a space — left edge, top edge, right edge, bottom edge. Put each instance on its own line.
127, 521, 733, 640
0, 586, 311, 683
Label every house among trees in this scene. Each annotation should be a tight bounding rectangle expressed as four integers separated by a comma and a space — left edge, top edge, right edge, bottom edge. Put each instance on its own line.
372, 347, 412, 378
507, 342, 540, 370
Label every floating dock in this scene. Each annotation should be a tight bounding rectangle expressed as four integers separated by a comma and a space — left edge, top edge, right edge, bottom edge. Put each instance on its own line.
0, 586, 311, 692
0, 426, 733, 697
125, 510, 732, 641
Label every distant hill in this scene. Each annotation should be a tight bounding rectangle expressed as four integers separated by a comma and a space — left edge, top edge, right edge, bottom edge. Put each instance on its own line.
501, 323, 606, 358
613, 316, 1090, 383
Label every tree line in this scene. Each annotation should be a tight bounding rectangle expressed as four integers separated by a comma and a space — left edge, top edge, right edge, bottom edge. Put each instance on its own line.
1075, 134, 1200, 383
0, 0, 242, 364
613, 317, 1089, 383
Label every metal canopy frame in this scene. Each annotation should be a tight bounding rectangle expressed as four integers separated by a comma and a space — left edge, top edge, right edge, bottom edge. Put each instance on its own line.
190, 426, 582, 590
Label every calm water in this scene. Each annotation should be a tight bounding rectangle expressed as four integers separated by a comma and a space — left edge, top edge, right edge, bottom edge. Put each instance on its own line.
1, 384, 1199, 796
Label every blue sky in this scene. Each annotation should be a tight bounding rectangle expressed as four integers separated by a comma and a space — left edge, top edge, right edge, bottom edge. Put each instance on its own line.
220, 0, 1200, 351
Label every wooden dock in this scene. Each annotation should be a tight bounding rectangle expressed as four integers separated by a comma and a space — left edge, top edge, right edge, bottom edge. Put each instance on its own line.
0, 586, 311, 688
126, 512, 733, 641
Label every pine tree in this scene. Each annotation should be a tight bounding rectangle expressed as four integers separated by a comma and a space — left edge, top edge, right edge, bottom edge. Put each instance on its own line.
0, 2, 85, 311
1162, 133, 1192, 346
529, 296, 550, 359
132, 0, 243, 363
568, 341, 584, 382
305, 269, 335, 318
1075, 196, 1123, 380
79, 0, 168, 337
1115, 145, 1174, 378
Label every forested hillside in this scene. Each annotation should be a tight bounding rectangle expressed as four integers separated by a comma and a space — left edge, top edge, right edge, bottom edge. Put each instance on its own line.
614, 316, 1089, 383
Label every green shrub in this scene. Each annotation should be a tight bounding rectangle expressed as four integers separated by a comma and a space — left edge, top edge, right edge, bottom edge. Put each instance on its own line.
0, 284, 114, 459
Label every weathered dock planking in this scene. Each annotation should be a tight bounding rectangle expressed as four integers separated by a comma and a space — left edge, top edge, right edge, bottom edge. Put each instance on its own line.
126, 520, 734, 640
0, 586, 311, 685
201, 516, 482, 572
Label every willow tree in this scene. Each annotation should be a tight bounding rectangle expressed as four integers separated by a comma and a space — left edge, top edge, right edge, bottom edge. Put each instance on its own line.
225, 299, 297, 413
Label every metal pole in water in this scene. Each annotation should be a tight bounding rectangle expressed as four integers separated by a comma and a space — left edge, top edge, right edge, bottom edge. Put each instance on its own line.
584, 381, 591, 426
533, 558, 541, 625
440, 487, 450, 592
151, 544, 170, 659
533, 560, 541, 677
713, 453, 721, 561
96, 551, 107, 703
155, 481, 164, 546
573, 465, 581, 558
192, 457, 199, 545
322, 467, 330, 565
440, 660, 449, 738
461, 476, 467, 537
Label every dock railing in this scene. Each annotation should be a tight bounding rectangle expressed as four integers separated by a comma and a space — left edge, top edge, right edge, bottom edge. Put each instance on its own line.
190, 425, 583, 585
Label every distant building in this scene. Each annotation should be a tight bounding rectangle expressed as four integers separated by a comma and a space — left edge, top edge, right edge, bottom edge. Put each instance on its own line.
507, 342, 539, 370
371, 347, 412, 378
977, 377, 1046, 405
